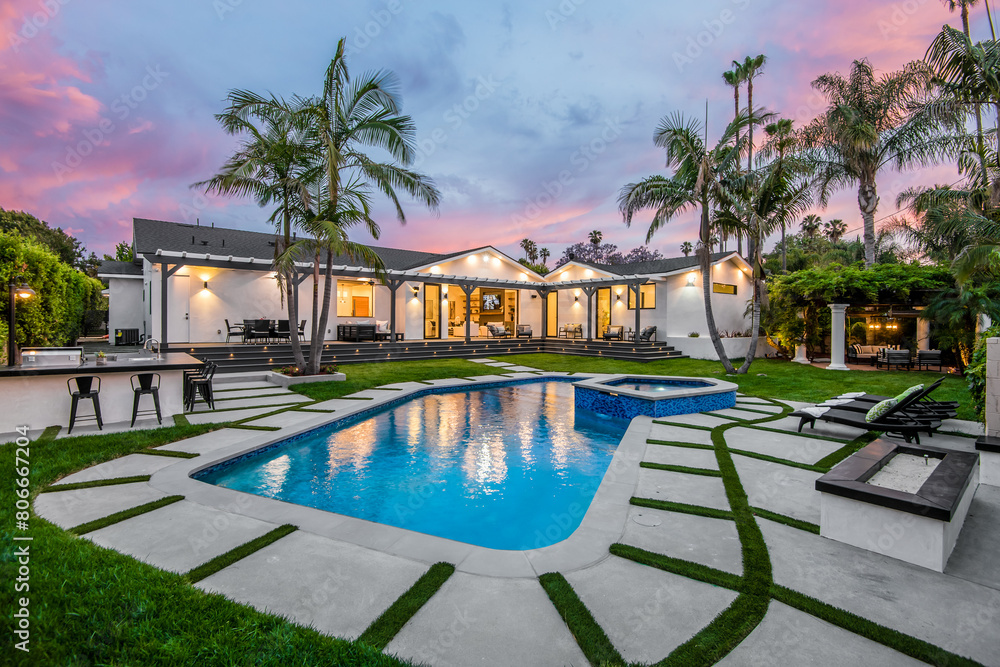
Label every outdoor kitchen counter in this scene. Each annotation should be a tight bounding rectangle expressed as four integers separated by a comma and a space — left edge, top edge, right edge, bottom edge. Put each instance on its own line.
0, 353, 202, 437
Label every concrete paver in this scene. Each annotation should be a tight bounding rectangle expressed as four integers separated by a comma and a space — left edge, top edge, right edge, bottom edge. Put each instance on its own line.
644, 441, 719, 470
719, 601, 925, 667
155, 428, 255, 454
87, 500, 278, 573
386, 572, 588, 667
197, 394, 311, 410
620, 506, 742, 575
52, 416, 177, 440
945, 485, 1000, 590
654, 413, 734, 429
709, 407, 776, 421
725, 426, 841, 465
185, 407, 281, 424
210, 387, 297, 399
762, 520, 1000, 666
198, 530, 427, 641
765, 415, 868, 441
567, 556, 739, 664
34, 482, 167, 529
733, 456, 822, 524
53, 453, 181, 485
647, 422, 715, 446
634, 468, 731, 511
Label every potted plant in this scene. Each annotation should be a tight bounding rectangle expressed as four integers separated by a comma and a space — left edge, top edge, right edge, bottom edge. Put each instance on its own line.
95, 351, 107, 366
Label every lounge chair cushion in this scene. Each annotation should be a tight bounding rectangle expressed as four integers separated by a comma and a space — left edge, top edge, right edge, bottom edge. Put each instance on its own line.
893, 384, 923, 403
866, 398, 897, 422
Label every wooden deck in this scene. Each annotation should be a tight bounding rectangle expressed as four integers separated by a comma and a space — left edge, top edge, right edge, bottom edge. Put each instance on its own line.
169, 337, 685, 373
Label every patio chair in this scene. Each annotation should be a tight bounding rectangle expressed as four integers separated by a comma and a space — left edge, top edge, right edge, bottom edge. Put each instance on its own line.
297, 320, 307, 337
67, 376, 102, 434
130, 373, 161, 427
790, 389, 939, 444
244, 318, 271, 344
487, 324, 512, 338
825, 377, 957, 414
224, 319, 245, 343
877, 348, 912, 371
272, 319, 291, 342
914, 349, 943, 372
603, 325, 624, 341
186, 362, 217, 412
516, 324, 532, 339
638, 325, 657, 342
813, 380, 956, 421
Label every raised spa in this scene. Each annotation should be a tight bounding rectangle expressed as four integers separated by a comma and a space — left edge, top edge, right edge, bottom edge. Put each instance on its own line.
573, 375, 738, 419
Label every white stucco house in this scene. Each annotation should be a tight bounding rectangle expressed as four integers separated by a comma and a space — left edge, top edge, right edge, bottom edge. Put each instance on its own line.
98, 218, 761, 360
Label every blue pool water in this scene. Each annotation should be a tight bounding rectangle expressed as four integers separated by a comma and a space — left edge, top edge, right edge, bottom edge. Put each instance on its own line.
607, 378, 712, 392
197, 381, 624, 550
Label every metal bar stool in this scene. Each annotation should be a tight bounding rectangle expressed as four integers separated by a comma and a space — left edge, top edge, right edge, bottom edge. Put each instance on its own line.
67, 376, 102, 434
130, 373, 162, 427
186, 362, 217, 412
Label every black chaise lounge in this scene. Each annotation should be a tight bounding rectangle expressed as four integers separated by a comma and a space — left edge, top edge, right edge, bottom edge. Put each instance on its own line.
816, 379, 957, 420
790, 390, 940, 444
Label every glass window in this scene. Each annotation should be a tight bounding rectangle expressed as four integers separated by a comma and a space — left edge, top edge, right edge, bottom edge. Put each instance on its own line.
627, 283, 656, 310
336, 280, 373, 317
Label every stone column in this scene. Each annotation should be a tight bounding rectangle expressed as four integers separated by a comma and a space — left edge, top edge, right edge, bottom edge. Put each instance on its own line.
916, 315, 930, 352
979, 338, 1000, 486
826, 303, 849, 371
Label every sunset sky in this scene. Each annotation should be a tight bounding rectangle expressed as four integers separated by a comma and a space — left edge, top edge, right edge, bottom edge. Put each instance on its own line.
0, 0, 990, 261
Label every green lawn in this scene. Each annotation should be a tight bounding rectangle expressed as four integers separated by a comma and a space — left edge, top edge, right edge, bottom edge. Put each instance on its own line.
2, 354, 977, 665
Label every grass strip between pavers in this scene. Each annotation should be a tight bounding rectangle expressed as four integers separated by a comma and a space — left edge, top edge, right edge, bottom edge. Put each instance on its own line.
609, 544, 741, 591
42, 475, 152, 492
743, 423, 851, 444
136, 448, 199, 459
652, 420, 714, 432
358, 562, 456, 651
227, 424, 282, 431
630, 496, 734, 521
771, 584, 986, 667
647, 439, 714, 451
36, 425, 61, 443
215, 393, 301, 402
69, 495, 184, 535
728, 448, 828, 473
172, 413, 191, 427
185, 524, 298, 584
538, 572, 623, 667
640, 461, 722, 477
750, 508, 820, 534
813, 432, 879, 469
702, 412, 745, 422
725, 405, 781, 416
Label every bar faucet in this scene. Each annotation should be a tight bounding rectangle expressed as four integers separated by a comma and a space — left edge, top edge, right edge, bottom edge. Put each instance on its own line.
143, 338, 161, 360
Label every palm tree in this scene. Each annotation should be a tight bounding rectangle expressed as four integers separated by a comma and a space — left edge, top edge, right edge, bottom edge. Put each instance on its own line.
738, 54, 767, 176
292, 39, 440, 374
539, 247, 550, 267
800, 58, 958, 267
680, 241, 693, 256
619, 111, 750, 373
196, 92, 319, 370
723, 65, 745, 255
759, 118, 796, 271
588, 230, 603, 246
824, 218, 847, 243
941, 0, 987, 176
800, 213, 822, 238
519, 238, 533, 260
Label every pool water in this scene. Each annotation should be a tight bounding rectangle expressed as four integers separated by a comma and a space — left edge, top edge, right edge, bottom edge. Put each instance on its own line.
197, 381, 624, 550
607, 378, 712, 393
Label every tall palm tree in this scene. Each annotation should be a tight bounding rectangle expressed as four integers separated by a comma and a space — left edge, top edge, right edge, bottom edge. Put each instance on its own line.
800, 213, 823, 238
723, 65, 745, 255
800, 58, 958, 267
539, 247, 550, 267
824, 218, 848, 242
738, 54, 768, 176
942, 0, 987, 176
196, 92, 319, 370
588, 230, 603, 246
520, 238, 533, 260
619, 111, 750, 374
680, 241, 693, 256
759, 118, 796, 271
293, 38, 440, 374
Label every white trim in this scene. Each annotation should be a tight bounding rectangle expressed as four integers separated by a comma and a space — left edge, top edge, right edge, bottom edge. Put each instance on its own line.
98, 273, 144, 280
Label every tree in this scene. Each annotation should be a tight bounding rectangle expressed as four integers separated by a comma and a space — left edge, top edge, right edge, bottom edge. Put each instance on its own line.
0, 208, 84, 268
800, 59, 958, 267
619, 111, 749, 373
824, 218, 847, 242
588, 230, 603, 246
941, 0, 987, 176
103, 241, 134, 262
759, 118, 797, 271
539, 247, 550, 267
519, 238, 537, 261
680, 241, 693, 256
723, 65, 745, 255
800, 213, 822, 239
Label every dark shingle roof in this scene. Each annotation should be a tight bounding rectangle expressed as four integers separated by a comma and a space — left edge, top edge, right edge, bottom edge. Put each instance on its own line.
97, 260, 143, 276
132, 218, 451, 271
575, 251, 736, 276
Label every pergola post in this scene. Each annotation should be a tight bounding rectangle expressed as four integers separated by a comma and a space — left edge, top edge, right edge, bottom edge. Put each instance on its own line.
629, 281, 643, 342
581, 286, 598, 341
916, 310, 930, 352
459, 283, 477, 343
384, 278, 405, 341
827, 303, 849, 371
537, 288, 551, 341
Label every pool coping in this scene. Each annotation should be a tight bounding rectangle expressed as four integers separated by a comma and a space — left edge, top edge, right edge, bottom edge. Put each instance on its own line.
572, 374, 739, 401
148, 372, 651, 578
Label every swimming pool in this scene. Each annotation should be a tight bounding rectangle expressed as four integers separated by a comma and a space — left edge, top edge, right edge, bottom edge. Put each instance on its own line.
196, 380, 624, 550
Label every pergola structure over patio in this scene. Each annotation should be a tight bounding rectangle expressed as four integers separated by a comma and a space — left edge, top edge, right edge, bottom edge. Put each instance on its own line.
147, 250, 653, 346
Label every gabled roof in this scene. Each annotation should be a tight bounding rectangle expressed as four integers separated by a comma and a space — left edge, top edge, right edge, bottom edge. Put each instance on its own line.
572, 251, 742, 277
97, 260, 143, 277
406, 246, 547, 281
133, 218, 449, 271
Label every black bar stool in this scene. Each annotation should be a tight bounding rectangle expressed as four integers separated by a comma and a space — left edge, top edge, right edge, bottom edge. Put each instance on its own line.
186, 362, 217, 412
130, 373, 162, 427
67, 376, 102, 434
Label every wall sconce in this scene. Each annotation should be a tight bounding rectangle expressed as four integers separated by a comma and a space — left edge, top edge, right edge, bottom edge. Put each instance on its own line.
530, 294, 538, 299
410, 285, 420, 296
203, 280, 209, 290
615, 294, 621, 302
686, 273, 696, 286
574, 295, 579, 302
441, 286, 448, 297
